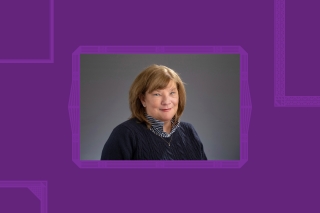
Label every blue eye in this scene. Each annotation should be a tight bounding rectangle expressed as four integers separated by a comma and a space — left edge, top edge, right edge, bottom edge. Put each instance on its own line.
153, 93, 160, 96
170, 92, 175, 95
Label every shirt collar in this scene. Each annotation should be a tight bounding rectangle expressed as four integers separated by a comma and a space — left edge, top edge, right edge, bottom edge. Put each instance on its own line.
144, 113, 180, 137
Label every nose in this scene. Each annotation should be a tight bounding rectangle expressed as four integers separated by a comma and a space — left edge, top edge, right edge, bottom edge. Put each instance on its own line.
161, 94, 171, 105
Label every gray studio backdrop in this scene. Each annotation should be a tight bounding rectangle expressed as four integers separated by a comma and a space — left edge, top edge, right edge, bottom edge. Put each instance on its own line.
80, 54, 240, 160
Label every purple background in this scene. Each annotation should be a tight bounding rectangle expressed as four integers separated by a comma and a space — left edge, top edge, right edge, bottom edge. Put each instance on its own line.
0, 188, 40, 213
0, 0, 319, 212
0, 181, 47, 213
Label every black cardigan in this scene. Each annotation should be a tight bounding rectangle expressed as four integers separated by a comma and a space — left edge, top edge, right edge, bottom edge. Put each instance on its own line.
101, 118, 207, 160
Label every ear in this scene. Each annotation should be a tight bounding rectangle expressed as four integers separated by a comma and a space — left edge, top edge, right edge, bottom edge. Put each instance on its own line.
139, 94, 146, 107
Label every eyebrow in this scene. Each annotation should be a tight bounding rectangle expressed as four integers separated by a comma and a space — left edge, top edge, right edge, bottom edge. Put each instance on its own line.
154, 87, 177, 92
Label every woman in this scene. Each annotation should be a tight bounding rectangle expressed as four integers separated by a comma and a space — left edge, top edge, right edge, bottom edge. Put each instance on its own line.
101, 64, 207, 160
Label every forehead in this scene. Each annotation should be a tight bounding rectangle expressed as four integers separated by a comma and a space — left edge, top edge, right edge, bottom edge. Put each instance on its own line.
153, 80, 177, 91
165, 80, 177, 88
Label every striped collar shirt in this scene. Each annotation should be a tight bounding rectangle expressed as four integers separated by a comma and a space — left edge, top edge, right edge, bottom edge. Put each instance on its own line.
145, 113, 180, 138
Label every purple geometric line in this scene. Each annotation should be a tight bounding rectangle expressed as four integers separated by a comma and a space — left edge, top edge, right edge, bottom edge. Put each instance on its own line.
74, 160, 243, 169
0, 0, 54, 64
163, 161, 242, 168
240, 52, 250, 163
0, 181, 48, 213
69, 52, 80, 165
49, 0, 54, 63
70, 46, 251, 169
0, 59, 53, 64
274, 0, 320, 107
72, 46, 246, 55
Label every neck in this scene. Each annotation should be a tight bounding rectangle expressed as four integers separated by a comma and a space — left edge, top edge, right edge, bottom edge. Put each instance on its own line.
163, 121, 172, 133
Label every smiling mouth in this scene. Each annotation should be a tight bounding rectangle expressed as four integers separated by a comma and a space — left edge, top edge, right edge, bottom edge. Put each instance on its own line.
160, 108, 171, 111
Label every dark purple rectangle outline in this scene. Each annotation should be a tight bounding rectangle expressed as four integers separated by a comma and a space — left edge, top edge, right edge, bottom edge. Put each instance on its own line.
0, 181, 47, 213
0, 0, 54, 63
274, 0, 320, 107
69, 46, 251, 168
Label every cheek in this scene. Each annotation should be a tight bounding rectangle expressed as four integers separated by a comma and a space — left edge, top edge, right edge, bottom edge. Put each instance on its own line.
147, 99, 160, 108
174, 98, 179, 105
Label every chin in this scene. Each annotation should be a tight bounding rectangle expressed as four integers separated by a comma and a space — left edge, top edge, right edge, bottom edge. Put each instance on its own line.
161, 115, 174, 121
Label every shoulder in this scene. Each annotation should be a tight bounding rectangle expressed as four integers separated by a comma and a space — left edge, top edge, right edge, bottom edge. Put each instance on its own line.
102, 118, 144, 160
177, 121, 207, 160
179, 121, 196, 131
112, 118, 147, 134
178, 121, 200, 137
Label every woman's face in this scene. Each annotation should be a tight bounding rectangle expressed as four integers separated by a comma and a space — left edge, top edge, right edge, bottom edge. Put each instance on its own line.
141, 80, 179, 122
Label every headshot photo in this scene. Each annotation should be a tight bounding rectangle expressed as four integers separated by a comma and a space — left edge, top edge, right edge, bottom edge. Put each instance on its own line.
80, 54, 240, 160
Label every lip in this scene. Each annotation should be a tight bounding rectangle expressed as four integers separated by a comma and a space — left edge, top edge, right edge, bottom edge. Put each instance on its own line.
160, 108, 171, 112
